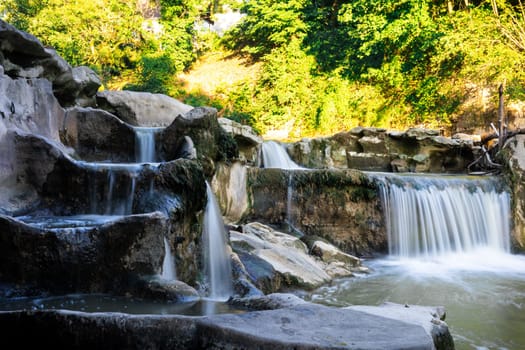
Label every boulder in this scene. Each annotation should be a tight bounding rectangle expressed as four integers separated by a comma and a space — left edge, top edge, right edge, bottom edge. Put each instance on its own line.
218, 117, 262, 164
61, 107, 136, 162
95, 90, 193, 127
0, 19, 101, 106
230, 222, 362, 292
0, 212, 169, 294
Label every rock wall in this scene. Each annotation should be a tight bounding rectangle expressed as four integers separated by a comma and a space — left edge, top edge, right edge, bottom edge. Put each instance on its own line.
286, 127, 480, 173
245, 168, 385, 257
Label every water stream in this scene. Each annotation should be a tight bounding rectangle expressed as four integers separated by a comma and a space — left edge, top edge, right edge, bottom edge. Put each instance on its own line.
202, 182, 233, 301
261, 140, 303, 169
301, 173, 525, 349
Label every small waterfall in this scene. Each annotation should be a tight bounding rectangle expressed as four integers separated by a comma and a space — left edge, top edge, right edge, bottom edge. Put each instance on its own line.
261, 141, 303, 169
202, 182, 233, 300
134, 127, 162, 163
373, 173, 511, 258
161, 237, 177, 280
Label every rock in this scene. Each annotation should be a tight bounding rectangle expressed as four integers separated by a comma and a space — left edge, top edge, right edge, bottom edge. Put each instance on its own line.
0, 300, 454, 349
95, 90, 193, 127
247, 168, 385, 256
501, 135, 525, 250
61, 107, 136, 162
132, 276, 200, 302
230, 222, 361, 291
311, 240, 361, 267
211, 161, 249, 223
219, 117, 262, 164
0, 212, 169, 294
160, 107, 238, 167
0, 19, 100, 106
228, 292, 307, 311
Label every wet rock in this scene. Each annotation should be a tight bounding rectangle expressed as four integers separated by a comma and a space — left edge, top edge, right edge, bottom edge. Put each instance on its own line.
228, 292, 307, 311
0, 212, 169, 294
95, 90, 193, 127
132, 276, 200, 302
0, 300, 454, 349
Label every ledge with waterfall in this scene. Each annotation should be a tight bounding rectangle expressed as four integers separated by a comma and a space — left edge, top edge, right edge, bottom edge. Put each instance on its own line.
1, 19, 524, 349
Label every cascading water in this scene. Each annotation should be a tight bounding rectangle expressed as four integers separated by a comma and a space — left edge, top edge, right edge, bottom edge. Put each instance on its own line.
202, 182, 233, 301
161, 237, 177, 280
134, 127, 162, 163
372, 173, 511, 258
261, 141, 303, 169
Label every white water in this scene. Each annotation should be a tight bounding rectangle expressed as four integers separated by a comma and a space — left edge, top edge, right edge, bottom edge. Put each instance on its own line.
134, 127, 162, 163
161, 237, 177, 280
372, 173, 511, 258
202, 182, 233, 301
261, 141, 303, 169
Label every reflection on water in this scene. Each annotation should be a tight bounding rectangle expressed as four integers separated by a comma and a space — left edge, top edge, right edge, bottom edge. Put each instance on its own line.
301, 253, 525, 350
0, 294, 245, 316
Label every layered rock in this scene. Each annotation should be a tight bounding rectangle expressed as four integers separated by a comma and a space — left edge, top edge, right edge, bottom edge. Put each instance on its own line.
230, 222, 366, 293
246, 168, 385, 256
286, 126, 480, 173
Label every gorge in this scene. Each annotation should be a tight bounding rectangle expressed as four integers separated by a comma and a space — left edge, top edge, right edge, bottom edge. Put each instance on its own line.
0, 19, 524, 349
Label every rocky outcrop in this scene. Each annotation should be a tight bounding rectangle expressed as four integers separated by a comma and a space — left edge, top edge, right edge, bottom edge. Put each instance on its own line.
286, 127, 479, 173
219, 117, 262, 165
0, 19, 101, 106
61, 107, 136, 162
501, 134, 525, 251
246, 168, 385, 256
96, 90, 193, 127
0, 298, 454, 349
0, 212, 169, 294
211, 161, 249, 223
230, 222, 366, 293
160, 107, 238, 174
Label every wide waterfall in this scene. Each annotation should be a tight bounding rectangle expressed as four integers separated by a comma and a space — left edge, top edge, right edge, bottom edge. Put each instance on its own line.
373, 173, 511, 258
202, 182, 233, 300
261, 141, 303, 169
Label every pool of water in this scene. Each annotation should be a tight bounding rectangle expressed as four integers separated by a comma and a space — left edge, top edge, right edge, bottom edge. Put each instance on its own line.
299, 251, 525, 350
0, 294, 245, 316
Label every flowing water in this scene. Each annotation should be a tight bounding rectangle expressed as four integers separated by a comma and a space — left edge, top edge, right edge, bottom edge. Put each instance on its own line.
161, 237, 177, 280
261, 140, 303, 169
301, 173, 525, 349
202, 182, 233, 301
134, 127, 162, 163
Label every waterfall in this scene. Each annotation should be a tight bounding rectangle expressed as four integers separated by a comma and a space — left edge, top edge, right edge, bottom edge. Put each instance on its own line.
161, 237, 177, 280
261, 141, 303, 169
373, 173, 511, 258
202, 182, 233, 300
134, 127, 162, 163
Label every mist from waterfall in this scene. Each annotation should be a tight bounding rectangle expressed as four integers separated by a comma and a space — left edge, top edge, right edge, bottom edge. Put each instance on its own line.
202, 182, 233, 301
261, 141, 303, 169
373, 173, 511, 258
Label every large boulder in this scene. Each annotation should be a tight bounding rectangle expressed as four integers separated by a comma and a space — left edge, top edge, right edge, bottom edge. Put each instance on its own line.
230, 222, 365, 293
0, 212, 169, 294
95, 90, 193, 127
0, 19, 101, 106
219, 117, 262, 165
